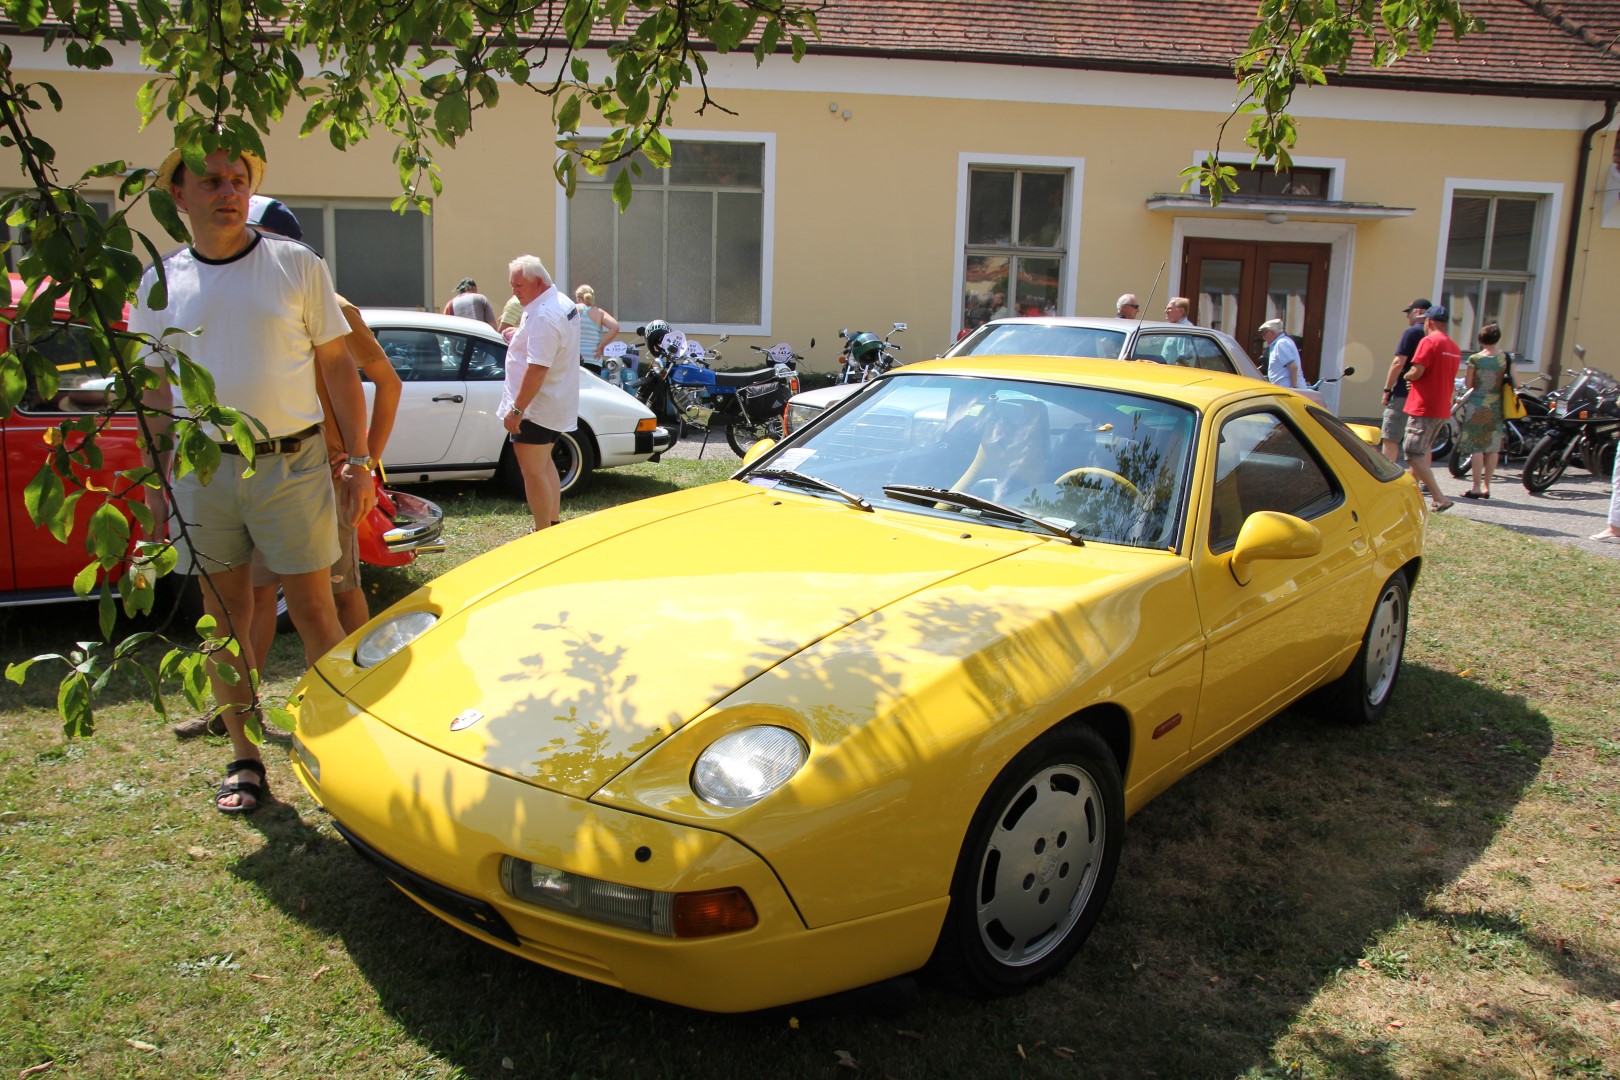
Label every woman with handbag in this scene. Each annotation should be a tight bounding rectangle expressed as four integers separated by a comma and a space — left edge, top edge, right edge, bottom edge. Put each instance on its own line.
1454, 323, 1509, 498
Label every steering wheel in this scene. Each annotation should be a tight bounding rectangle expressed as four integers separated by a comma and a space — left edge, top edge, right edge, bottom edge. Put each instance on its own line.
1054, 467, 1140, 500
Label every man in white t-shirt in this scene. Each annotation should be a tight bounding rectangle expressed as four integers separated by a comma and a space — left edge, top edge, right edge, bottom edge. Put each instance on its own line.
131, 146, 376, 814
498, 254, 581, 531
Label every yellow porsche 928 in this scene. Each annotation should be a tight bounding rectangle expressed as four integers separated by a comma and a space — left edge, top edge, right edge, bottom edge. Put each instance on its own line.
289, 355, 1426, 1012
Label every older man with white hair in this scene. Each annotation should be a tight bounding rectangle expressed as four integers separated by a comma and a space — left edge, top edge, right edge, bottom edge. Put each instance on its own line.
1259, 318, 1306, 388
1115, 293, 1140, 318
499, 254, 581, 532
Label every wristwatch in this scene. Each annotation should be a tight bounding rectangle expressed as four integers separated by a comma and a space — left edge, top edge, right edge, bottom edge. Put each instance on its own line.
343, 455, 373, 470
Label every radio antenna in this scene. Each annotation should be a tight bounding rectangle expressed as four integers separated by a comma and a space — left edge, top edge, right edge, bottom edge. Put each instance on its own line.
1136, 261, 1166, 333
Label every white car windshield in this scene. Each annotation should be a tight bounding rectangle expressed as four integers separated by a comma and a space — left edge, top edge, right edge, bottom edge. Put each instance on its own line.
749, 374, 1197, 550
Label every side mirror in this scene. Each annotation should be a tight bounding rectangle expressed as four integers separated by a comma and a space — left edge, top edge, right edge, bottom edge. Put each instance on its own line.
716, 334, 730, 345
1346, 422, 1382, 447
1340, 365, 1356, 378
1228, 511, 1322, 586
893, 322, 908, 332
635, 325, 647, 336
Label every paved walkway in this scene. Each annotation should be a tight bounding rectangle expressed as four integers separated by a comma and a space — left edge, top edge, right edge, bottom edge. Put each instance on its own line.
1427, 459, 1619, 559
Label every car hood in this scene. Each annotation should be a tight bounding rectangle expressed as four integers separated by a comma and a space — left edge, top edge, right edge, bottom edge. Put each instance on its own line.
320, 483, 1054, 798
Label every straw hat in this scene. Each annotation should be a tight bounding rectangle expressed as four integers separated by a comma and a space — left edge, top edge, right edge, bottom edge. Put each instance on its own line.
156, 145, 266, 193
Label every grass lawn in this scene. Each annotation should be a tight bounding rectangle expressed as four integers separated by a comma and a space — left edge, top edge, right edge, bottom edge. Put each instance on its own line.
2, 458, 1617, 1079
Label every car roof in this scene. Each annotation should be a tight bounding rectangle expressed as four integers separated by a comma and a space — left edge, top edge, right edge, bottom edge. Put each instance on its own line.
360, 307, 506, 343
894, 353, 1290, 410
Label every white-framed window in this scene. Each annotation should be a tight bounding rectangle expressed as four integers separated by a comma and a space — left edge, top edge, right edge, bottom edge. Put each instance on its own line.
1434, 180, 1561, 356
952, 154, 1082, 338
280, 200, 432, 309
561, 132, 774, 334
2, 191, 113, 273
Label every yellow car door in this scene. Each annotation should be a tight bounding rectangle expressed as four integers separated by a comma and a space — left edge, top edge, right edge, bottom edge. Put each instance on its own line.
1185, 402, 1375, 762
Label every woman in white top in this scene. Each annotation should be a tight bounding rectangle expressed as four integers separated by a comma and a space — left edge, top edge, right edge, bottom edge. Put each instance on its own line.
574, 284, 620, 367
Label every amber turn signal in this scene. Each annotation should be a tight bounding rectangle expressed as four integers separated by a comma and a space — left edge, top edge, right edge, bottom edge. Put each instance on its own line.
673, 888, 758, 937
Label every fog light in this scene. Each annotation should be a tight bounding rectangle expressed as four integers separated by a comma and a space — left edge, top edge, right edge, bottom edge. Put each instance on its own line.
499, 858, 756, 938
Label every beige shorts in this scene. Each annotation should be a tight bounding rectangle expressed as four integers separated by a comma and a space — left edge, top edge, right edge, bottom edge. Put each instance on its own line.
1402, 414, 1448, 457
172, 437, 340, 577
251, 513, 361, 595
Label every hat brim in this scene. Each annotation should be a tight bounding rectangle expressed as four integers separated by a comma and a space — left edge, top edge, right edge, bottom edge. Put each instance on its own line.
157, 146, 266, 195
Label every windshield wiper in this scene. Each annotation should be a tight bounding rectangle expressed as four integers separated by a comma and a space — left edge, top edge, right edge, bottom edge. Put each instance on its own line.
751, 468, 873, 511
881, 484, 1084, 545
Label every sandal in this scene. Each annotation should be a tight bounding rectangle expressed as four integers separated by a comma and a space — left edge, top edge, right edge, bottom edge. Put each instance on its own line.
1431, 501, 1454, 514
216, 758, 268, 815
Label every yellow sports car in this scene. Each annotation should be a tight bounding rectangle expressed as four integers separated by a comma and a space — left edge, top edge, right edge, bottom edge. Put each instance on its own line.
288, 355, 1426, 1012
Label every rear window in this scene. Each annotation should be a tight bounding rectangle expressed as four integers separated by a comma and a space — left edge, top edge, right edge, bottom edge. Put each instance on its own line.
951, 323, 1127, 361
1307, 406, 1406, 481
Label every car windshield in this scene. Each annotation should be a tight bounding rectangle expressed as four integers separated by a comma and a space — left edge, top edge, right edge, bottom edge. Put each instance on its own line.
749, 374, 1197, 550
951, 323, 1127, 361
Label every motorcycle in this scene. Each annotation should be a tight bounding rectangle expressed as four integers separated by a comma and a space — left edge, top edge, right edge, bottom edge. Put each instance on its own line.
633, 321, 802, 457
835, 322, 906, 384
1520, 365, 1620, 493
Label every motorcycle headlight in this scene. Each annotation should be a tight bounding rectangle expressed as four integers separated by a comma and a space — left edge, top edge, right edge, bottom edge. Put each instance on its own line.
691, 726, 808, 808
354, 610, 439, 668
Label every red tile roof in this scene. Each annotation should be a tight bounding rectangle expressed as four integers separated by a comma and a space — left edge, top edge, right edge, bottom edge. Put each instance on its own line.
804, 0, 1620, 97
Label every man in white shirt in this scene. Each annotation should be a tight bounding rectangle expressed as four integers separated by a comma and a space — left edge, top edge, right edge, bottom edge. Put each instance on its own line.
132, 146, 375, 814
1259, 318, 1307, 388
499, 255, 581, 532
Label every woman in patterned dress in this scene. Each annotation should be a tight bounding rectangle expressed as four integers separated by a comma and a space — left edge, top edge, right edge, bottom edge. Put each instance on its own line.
1454, 322, 1507, 499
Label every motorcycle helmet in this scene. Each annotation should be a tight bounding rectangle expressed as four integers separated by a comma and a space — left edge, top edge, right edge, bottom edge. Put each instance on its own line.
847, 331, 883, 365
642, 319, 673, 357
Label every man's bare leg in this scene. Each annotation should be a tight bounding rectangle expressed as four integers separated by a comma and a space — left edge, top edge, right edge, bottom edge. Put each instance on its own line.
280, 567, 346, 666
335, 588, 370, 635
197, 565, 264, 811
514, 441, 560, 531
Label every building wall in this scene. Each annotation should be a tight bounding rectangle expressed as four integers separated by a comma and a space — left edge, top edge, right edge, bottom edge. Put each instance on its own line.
10, 41, 1617, 419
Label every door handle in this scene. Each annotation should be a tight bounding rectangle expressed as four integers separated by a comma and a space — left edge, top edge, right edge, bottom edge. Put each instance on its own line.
432, 393, 464, 403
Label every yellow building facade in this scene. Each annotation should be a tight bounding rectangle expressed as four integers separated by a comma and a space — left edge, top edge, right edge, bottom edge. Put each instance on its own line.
7, 34, 1618, 418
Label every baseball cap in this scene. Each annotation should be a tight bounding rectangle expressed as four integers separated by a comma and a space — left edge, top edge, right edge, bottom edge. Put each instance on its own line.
1403, 298, 1432, 312
1258, 318, 1286, 334
1424, 305, 1449, 322
246, 196, 304, 241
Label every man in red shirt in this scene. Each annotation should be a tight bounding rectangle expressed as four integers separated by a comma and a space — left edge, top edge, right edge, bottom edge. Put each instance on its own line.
1401, 304, 1462, 512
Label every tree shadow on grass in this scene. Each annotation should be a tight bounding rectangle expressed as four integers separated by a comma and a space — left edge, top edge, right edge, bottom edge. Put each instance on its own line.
222, 661, 1576, 1080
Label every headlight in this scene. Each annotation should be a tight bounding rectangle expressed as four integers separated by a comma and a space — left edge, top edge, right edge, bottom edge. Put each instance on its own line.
691, 726, 808, 808
783, 402, 823, 435
354, 610, 438, 668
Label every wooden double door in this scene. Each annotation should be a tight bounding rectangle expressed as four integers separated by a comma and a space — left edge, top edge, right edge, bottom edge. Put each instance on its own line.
1183, 239, 1330, 383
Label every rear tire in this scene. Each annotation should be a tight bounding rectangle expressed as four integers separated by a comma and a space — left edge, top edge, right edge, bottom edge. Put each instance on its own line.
1448, 441, 1471, 479
498, 425, 597, 498
930, 722, 1123, 997
1311, 572, 1408, 725
726, 416, 784, 457
1521, 432, 1570, 493
1427, 420, 1454, 464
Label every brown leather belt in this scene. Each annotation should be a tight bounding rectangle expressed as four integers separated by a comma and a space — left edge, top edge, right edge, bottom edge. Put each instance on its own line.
216, 424, 322, 456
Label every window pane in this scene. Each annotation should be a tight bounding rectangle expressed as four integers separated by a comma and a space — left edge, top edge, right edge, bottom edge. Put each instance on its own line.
1483, 280, 1527, 351
1013, 256, 1060, 316
1441, 277, 1484, 349
568, 188, 617, 313
1489, 198, 1535, 271
616, 190, 666, 321
332, 207, 425, 307
967, 170, 1014, 245
1445, 197, 1489, 269
1017, 172, 1065, 248
715, 191, 762, 324
1198, 259, 1243, 338
465, 337, 506, 382
1265, 262, 1310, 334
667, 190, 715, 323
670, 142, 762, 187
374, 329, 463, 382
963, 255, 1010, 329
1209, 413, 1337, 552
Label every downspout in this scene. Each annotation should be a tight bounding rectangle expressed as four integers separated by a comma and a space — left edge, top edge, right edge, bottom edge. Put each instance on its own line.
1549, 96, 1617, 387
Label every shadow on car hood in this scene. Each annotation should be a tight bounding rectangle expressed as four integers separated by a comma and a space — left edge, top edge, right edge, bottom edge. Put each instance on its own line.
343, 486, 1047, 798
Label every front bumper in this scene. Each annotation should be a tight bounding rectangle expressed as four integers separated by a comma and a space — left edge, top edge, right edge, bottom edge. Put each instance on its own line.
289, 678, 944, 1012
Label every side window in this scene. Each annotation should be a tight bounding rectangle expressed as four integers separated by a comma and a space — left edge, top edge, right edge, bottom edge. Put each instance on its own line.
374, 330, 466, 383
1134, 333, 1198, 367
13, 322, 132, 414
1130, 333, 1168, 363
1209, 411, 1340, 553
1193, 336, 1237, 374
465, 337, 507, 381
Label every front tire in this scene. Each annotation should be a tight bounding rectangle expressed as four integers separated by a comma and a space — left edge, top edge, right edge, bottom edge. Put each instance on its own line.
726, 416, 784, 457
931, 723, 1123, 997
1521, 432, 1570, 493
1311, 572, 1408, 725
1427, 420, 1454, 464
1448, 441, 1471, 479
